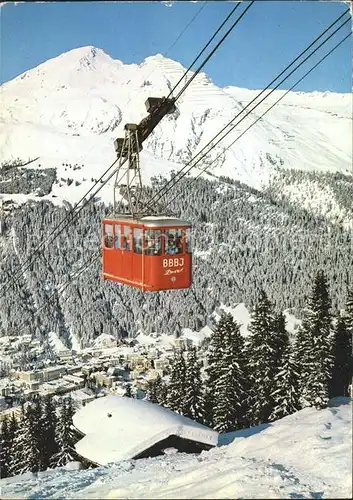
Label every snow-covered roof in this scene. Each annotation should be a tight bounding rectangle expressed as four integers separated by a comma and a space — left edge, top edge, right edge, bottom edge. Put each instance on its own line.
73, 395, 218, 465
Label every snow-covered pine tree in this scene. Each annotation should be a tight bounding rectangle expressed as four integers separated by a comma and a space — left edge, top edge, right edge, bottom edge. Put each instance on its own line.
273, 312, 288, 369
345, 288, 353, 335
329, 314, 353, 397
146, 374, 166, 405
51, 398, 78, 468
25, 404, 43, 474
344, 289, 353, 388
30, 395, 49, 472
6, 412, 18, 473
146, 377, 159, 403
124, 383, 134, 398
9, 404, 42, 476
183, 345, 205, 424
294, 320, 312, 410
40, 396, 58, 470
157, 376, 168, 407
298, 270, 334, 409
1, 416, 11, 478
247, 290, 277, 425
205, 313, 229, 425
166, 347, 187, 414
8, 406, 26, 476
343, 289, 353, 393
269, 326, 300, 421
212, 313, 248, 433
66, 397, 75, 422
202, 388, 214, 428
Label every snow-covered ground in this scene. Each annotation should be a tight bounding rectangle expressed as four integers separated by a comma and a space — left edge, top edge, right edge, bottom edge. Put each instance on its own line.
48, 331, 67, 353
134, 302, 300, 350
1, 397, 351, 499
212, 303, 301, 339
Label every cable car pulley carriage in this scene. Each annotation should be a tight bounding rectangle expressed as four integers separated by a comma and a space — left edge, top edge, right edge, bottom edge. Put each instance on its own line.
102, 97, 192, 292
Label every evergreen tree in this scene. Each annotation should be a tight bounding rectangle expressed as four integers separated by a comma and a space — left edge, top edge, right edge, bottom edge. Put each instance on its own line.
146, 374, 166, 405
124, 383, 134, 398
9, 404, 42, 475
211, 313, 248, 433
247, 291, 277, 425
25, 405, 42, 474
298, 271, 334, 409
273, 312, 288, 367
269, 331, 300, 421
30, 395, 48, 472
0, 416, 11, 478
205, 313, 228, 425
40, 396, 58, 470
344, 289, 353, 394
51, 398, 78, 468
329, 314, 353, 397
166, 348, 187, 414
146, 377, 159, 403
157, 376, 168, 407
66, 397, 75, 422
183, 346, 205, 424
7, 412, 18, 475
294, 323, 312, 409
345, 288, 353, 335
202, 388, 215, 428
8, 407, 26, 476
9, 412, 18, 437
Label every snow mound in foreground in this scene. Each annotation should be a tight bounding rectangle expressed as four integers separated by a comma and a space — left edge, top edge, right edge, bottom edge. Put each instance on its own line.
1, 398, 351, 499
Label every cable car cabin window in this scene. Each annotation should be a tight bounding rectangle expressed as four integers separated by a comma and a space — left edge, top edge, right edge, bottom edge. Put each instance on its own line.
122, 226, 132, 251
144, 229, 162, 256
114, 224, 121, 249
185, 228, 192, 253
164, 229, 183, 255
133, 228, 143, 254
104, 224, 114, 248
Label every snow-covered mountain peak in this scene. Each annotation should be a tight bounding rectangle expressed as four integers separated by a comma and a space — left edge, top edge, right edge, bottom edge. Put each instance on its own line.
141, 53, 185, 70
55, 45, 112, 62
64, 45, 122, 70
0, 45, 351, 207
0, 45, 126, 95
43, 45, 124, 79
143, 53, 169, 63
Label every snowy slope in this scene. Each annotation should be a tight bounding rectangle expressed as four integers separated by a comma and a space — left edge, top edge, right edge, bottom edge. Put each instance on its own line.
1, 46, 351, 206
213, 303, 301, 339
1, 397, 351, 499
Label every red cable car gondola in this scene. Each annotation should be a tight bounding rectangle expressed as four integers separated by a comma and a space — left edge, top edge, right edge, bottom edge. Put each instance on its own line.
102, 215, 192, 291
101, 97, 192, 292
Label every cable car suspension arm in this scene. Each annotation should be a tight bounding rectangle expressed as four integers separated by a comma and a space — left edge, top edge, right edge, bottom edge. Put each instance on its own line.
112, 97, 176, 217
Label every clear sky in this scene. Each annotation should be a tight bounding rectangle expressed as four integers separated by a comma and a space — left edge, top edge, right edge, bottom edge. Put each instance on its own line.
1, 1, 352, 92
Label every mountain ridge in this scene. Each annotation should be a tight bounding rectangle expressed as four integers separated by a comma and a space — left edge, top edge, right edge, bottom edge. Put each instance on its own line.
1, 45, 351, 208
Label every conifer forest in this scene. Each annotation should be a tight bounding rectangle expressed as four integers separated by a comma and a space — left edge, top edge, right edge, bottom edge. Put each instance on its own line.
0, 171, 352, 344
